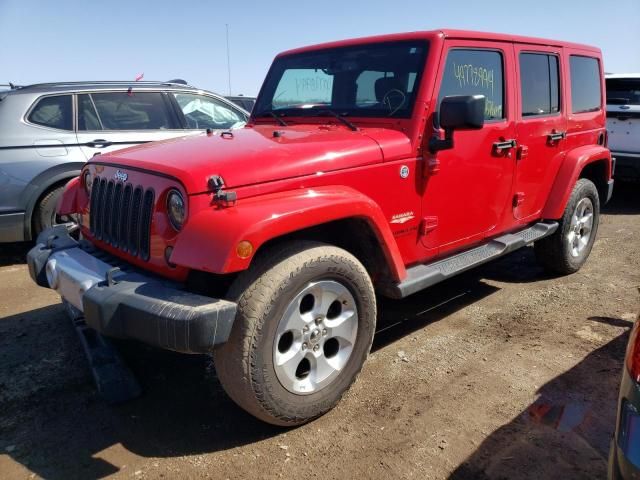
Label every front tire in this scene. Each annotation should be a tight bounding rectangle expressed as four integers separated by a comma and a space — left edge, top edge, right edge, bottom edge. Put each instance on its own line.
534, 178, 600, 274
33, 185, 77, 238
214, 242, 376, 426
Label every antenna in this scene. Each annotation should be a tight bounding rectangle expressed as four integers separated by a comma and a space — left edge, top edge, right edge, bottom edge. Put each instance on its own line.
226, 24, 232, 96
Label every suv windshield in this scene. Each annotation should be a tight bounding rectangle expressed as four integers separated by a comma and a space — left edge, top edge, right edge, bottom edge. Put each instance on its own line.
606, 78, 640, 105
254, 41, 428, 119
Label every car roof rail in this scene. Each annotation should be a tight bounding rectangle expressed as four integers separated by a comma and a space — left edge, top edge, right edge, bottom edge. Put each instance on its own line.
17, 80, 197, 90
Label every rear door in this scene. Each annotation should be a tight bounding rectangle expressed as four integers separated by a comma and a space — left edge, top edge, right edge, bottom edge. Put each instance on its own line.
512, 45, 567, 221
75, 90, 186, 159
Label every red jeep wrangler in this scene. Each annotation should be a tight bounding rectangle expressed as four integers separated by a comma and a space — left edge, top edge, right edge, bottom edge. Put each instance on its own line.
28, 30, 613, 425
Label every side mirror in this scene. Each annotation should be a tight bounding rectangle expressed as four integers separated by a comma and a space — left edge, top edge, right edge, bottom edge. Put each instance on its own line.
429, 95, 486, 153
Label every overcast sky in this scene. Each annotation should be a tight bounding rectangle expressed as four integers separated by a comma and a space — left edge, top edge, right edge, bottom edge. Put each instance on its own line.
1, 0, 638, 96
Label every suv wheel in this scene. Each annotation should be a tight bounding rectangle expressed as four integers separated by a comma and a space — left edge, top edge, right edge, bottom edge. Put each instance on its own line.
33, 185, 75, 237
534, 178, 600, 274
214, 241, 376, 426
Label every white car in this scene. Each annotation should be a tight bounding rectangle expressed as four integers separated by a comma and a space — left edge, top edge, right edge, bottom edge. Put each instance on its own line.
606, 74, 640, 181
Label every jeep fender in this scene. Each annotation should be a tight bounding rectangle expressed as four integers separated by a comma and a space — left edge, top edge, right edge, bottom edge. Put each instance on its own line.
541, 145, 611, 220
56, 176, 84, 215
171, 186, 407, 281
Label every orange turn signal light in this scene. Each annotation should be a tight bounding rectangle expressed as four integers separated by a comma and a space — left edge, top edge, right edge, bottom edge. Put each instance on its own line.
236, 241, 253, 259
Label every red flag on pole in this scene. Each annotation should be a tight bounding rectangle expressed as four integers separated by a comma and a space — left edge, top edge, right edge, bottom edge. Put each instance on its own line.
135, 73, 144, 82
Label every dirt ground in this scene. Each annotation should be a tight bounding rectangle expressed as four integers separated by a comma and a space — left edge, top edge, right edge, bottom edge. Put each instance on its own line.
0, 184, 638, 480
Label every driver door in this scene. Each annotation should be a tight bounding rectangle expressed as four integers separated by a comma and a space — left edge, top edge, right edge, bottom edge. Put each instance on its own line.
421, 42, 516, 255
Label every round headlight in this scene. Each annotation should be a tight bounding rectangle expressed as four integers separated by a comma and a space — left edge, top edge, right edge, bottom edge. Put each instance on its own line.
167, 190, 186, 231
83, 170, 93, 194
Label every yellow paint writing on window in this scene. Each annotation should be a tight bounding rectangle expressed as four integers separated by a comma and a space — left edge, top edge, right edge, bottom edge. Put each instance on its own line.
453, 63, 495, 96
485, 99, 502, 119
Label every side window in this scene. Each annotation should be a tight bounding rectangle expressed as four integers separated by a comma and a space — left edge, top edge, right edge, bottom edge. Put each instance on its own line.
570, 56, 602, 114
77, 94, 102, 131
90, 92, 175, 130
173, 94, 247, 130
438, 49, 504, 120
28, 95, 73, 130
519, 53, 560, 116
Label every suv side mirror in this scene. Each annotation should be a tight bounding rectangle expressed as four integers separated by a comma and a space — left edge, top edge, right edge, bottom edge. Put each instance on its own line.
429, 95, 486, 153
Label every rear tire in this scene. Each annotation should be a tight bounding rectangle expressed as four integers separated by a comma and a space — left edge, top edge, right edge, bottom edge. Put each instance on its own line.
214, 241, 376, 426
534, 178, 600, 274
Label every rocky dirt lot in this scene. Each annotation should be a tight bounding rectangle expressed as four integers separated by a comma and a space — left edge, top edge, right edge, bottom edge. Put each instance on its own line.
0, 184, 638, 480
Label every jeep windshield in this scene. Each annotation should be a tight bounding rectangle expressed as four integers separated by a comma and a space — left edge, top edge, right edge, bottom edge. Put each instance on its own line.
253, 40, 428, 120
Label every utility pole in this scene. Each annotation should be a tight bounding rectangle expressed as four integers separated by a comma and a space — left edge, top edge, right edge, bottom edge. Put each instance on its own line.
226, 24, 232, 95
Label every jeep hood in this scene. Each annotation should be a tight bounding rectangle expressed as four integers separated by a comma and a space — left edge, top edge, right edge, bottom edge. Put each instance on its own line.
94, 125, 412, 193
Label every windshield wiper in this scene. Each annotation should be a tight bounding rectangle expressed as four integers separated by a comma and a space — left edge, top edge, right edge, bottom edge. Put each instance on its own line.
315, 109, 358, 131
256, 110, 288, 126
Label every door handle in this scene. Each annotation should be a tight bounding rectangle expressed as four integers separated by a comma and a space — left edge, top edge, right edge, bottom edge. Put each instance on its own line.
86, 139, 112, 148
493, 139, 516, 153
547, 131, 566, 143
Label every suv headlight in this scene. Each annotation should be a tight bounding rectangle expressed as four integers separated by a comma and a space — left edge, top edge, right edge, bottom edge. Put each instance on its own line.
167, 190, 186, 231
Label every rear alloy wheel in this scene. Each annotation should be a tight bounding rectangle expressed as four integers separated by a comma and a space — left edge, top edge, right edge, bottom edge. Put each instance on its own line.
566, 197, 594, 258
214, 242, 376, 426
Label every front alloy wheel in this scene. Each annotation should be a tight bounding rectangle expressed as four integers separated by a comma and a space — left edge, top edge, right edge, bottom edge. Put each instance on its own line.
274, 280, 358, 395
214, 242, 376, 426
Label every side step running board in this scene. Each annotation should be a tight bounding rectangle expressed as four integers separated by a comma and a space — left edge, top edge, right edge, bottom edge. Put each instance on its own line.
383, 221, 558, 299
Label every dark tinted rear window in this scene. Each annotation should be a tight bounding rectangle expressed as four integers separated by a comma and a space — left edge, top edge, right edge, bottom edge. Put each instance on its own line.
606, 78, 640, 105
28, 95, 73, 130
90, 92, 176, 130
570, 56, 602, 114
519, 53, 560, 116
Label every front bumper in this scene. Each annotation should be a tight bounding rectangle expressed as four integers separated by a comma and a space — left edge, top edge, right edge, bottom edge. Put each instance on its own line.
27, 226, 237, 354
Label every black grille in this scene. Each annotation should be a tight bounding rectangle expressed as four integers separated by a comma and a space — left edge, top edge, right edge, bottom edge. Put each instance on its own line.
90, 178, 154, 260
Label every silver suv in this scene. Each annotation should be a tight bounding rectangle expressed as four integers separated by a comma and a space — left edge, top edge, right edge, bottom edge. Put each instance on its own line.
0, 81, 249, 242
606, 74, 640, 181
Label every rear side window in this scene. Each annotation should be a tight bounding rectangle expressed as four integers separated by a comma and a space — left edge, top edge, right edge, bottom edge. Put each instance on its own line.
28, 95, 73, 130
519, 53, 560, 116
570, 56, 602, 113
606, 78, 640, 105
438, 49, 504, 120
90, 92, 176, 130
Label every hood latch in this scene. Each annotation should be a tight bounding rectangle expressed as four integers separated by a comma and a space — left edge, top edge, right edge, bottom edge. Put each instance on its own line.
208, 175, 237, 207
